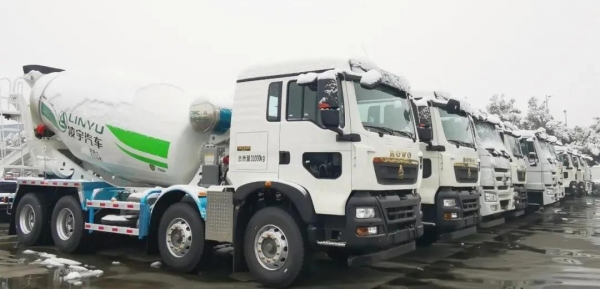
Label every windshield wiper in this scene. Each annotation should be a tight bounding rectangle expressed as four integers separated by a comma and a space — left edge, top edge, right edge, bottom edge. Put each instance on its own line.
391, 129, 414, 139
363, 125, 414, 139
363, 125, 394, 135
448, 140, 475, 148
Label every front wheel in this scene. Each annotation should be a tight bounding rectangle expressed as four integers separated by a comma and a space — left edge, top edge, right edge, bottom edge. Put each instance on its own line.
158, 202, 205, 273
244, 206, 309, 288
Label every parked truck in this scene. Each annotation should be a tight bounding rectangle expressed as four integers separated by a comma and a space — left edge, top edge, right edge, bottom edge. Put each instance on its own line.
499, 121, 528, 217
5, 59, 425, 288
519, 130, 559, 206
582, 155, 593, 195
412, 91, 480, 244
555, 146, 578, 198
472, 112, 513, 228
546, 136, 565, 201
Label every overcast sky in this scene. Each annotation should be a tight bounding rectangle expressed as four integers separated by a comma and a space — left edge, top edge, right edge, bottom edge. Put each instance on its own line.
1, 0, 599, 127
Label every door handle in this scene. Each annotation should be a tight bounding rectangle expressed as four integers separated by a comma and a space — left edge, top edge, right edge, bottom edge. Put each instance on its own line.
279, 151, 290, 165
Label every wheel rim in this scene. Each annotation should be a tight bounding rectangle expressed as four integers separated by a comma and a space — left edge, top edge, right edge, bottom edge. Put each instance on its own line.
165, 218, 192, 258
56, 208, 75, 241
254, 224, 289, 271
19, 204, 35, 234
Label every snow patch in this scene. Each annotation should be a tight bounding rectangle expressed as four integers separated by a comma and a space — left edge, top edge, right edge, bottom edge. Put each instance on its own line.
359, 70, 382, 87
102, 215, 136, 222
317, 70, 336, 81
151, 261, 162, 268
297, 72, 318, 85
112, 261, 121, 265
64, 272, 82, 281
486, 114, 502, 125
23, 249, 37, 255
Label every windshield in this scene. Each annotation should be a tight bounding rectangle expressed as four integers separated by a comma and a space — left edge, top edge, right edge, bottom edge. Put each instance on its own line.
474, 121, 505, 151
439, 109, 475, 147
355, 82, 415, 138
547, 143, 559, 160
505, 134, 523, 158
538, 141, 553, 160
572, 154, 580, 167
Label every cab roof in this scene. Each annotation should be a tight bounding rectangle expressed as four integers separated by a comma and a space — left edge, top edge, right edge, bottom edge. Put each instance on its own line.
237, 58, 373, 82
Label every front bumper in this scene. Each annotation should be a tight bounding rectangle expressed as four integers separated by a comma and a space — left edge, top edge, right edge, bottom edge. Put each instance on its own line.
435, 189, 480, 235
342, 191, 423, 251
479, 187, 513, 217
513, 186, 528, 210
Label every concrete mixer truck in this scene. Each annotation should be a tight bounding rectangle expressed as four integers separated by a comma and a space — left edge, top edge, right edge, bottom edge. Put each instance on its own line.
5, 59, 424, 288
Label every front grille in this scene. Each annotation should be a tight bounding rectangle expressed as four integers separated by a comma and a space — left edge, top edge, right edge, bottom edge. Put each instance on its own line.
454, 166, 478, 183
517, 171, 526, 182
462, 198, 478, 211
387, 206, 415, 222
494, 168, 509, 173
461, 197, 479, 217
498, 186, 509, 190
373, 162, 419, 185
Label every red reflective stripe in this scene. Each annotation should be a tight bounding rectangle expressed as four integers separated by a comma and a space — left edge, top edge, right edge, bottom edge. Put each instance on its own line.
86, 202, 93, 206
52, 182, 58, 185
98, 226, 104, 230
85, 224, 91, 229
74, 183, 80, 186
112, 227, 118, 232
63, 182, 69, 186
112, 204, 119, 208
127, 204, 134, 209
99, 203, 106, 207
126, 229, 133, 234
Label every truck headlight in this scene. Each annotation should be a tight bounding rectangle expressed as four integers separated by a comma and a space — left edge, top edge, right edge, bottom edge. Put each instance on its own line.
356, 207, 375, 219
443, 199, 456, 207
484, 192, 497, 202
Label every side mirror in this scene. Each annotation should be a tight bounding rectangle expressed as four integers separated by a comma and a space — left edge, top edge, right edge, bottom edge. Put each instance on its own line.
528, 152, 538, 165
446, 98, 461, 114
317, 71, 340, 109
320, 110, 340, 129
418, 126, 433, 142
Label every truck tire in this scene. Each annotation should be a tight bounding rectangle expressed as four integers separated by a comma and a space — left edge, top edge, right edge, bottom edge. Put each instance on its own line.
158, 202, 205, 273
50, 195, 91, 253
15, 193, 47, 246
244, 206, 309, 288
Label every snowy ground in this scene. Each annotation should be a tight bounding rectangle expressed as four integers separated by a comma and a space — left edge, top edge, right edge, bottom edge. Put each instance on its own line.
2, 198, 600, 288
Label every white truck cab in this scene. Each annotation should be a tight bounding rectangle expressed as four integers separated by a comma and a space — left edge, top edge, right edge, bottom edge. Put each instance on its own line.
499, 121, 528, 216
546, 136, 565, 200
472, 112, 512, 228
519, 129, 559, 206
412, 92, 480, 244
556, 146, 578, 197
582, 155, 593, 194
5, 59, 425, 288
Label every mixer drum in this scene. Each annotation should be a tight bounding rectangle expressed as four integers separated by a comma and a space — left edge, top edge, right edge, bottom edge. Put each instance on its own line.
29, 70, 216, 186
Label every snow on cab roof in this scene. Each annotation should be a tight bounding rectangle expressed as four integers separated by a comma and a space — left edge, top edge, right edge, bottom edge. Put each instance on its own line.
238, 57, 411, 92
412, 90, 474, 115
238, 58, 352, 81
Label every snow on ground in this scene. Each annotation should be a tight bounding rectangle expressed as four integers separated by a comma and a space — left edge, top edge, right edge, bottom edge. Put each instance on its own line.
20, 249, 104, 282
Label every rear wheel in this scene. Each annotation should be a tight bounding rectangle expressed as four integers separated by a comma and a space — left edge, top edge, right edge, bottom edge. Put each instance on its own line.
51, 195, 90, 253
15, 193, 47, 246
158, 202, 205, 273
244, 206, 309, 288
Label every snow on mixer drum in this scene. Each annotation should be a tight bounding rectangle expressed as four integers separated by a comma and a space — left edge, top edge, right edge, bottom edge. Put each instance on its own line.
27, 70, 231, 186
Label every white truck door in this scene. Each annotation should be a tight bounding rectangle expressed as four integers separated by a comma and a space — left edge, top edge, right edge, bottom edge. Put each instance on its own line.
278, 78, 352, 216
